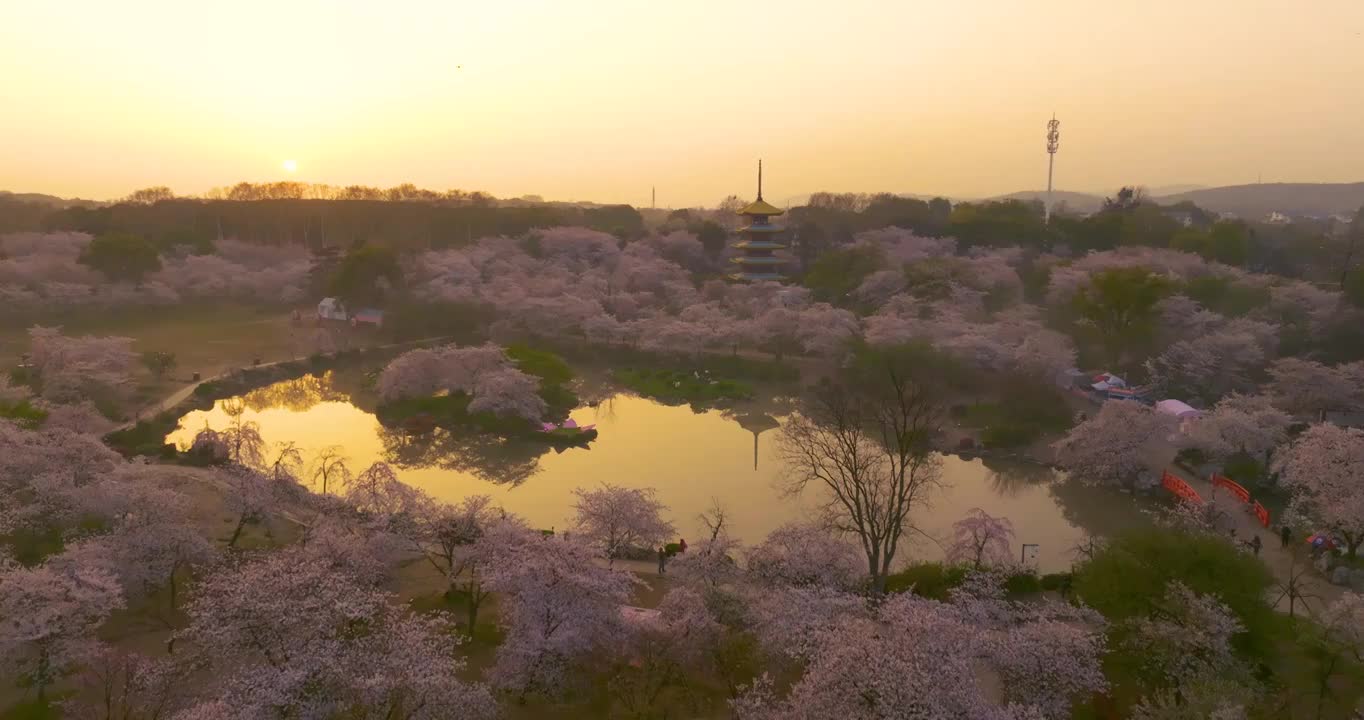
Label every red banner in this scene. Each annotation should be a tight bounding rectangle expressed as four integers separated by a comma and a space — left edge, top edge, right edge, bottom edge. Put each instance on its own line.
1210, 474, 1251, 503
1253, 501, 1270, 528
1162, 470, 1204, 505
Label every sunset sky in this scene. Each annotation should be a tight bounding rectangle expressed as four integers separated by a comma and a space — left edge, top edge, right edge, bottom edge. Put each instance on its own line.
2, 0, 1362, 207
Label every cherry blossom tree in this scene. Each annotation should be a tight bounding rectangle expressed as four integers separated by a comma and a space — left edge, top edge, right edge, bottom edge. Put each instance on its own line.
27, 326, 137, 405
344, 461, 427, 527
1119, 581, 1254, 710
1184, 393, 1291, 461
484, 532, 637, 698
947, 508, 1016, 569
467, 366, 547, 421
220, 466, 285, 549
609, 586, 726, 715
179, 549, 495, 719
734, 576, 1107, 719
796, 303, 860, 358
1052, 401, 1176, 487
68, 643, 192, 720
740, 585, 869, 662
58, 473, 217, 632
0, 558, 124, 702
572, 483, 675, 564
1273, 423, 1364, 557
375, 342, 546, 421
1, 422, 126, 537
406, 495, 521, 635
1267, 358, 1364, 420
745, 523, 865, 591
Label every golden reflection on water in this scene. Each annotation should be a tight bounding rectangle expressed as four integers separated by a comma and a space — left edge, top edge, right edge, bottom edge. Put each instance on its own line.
167, 388, 1152, 571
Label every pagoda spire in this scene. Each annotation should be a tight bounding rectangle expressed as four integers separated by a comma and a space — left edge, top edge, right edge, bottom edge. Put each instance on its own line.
756, 159, 764, 201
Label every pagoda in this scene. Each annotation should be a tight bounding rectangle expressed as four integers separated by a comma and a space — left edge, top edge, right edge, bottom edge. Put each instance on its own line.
730, 160, 786, 281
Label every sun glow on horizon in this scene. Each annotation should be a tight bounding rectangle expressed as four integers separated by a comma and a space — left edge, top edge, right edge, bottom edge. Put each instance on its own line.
282, 159, 298, 173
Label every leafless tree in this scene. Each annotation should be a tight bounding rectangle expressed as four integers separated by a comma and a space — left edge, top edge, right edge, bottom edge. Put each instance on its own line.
778, 350, 947, 592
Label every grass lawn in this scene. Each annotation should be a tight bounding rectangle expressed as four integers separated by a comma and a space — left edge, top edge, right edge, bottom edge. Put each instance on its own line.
614, 368, 753, 406
0, 304, 300, 378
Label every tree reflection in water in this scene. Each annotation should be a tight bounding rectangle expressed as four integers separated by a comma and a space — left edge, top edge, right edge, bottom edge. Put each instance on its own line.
377, 425, 548, 487
241, 372, 348, 413
979, 456, 1057, 498
1047, 473, 1158, 544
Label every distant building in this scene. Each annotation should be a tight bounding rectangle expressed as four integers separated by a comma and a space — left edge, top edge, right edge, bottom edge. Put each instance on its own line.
1265, 211, 1292, 225
730, 161, 787, 282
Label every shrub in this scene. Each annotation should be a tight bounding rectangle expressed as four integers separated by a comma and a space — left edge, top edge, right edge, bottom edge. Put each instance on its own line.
1004, 571, 1042, 597
883, 562, 969, 600
981, 421, 1040, 448
1040, 572, 1072, 591
0, 399, 48, 429
1175, 446, 1207, 467
1074, 528, 1278, 661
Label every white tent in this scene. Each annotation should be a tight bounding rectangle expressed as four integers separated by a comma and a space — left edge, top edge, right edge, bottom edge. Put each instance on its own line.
1155, 399, 1200, 419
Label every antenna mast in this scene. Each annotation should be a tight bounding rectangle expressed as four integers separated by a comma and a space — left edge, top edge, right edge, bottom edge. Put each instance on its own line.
1045, 115, 1060, 224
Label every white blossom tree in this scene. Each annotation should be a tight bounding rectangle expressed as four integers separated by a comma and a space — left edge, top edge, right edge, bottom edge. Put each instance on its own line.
1184, 393, 1291, 462
571, 483, 675, 564
1053, 401, 1176, 487
0, 558, 124, 702
1273, 424, 1364, 557
178, 549, 495, 718
744, 523, 865, 591
484, 531, 637, 698
947, 508, 1016, 570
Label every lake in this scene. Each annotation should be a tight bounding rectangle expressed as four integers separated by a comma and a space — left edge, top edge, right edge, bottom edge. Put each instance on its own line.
166, 373, 1155, 572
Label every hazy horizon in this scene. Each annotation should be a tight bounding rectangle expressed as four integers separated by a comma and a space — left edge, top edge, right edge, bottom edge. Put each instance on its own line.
3, 0, 1362, 207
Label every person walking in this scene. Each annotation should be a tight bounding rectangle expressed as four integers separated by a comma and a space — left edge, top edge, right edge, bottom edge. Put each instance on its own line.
679, 538, 688, 553
1280, 525, 1292, 549
1250, 534, 1262, 557
657, 546, 667, 576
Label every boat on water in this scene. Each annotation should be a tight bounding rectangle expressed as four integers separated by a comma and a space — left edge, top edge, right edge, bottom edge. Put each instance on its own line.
539, 417, 598, 444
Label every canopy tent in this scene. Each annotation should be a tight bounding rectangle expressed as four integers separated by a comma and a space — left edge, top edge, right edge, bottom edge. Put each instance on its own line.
1155, 399, 1201, 419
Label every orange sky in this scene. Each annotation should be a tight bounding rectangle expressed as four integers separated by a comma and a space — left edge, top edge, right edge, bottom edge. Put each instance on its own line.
2, 0, 1362, 206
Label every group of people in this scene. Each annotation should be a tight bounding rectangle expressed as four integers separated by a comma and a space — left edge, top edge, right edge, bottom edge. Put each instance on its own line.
658, 538, 687, 574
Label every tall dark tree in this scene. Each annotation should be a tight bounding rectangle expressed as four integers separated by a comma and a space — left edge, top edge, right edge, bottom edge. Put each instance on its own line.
79, 232, 162, 283
1072, 267, 1171, 366
329, 245, 401, 307
696, 221, 728, 258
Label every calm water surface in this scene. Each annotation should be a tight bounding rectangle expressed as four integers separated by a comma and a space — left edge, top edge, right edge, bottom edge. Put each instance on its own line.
167, 374, 1154, 571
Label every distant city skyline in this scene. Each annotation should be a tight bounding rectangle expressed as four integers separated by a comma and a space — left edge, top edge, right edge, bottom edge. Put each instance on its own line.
3, 0, 1362, 206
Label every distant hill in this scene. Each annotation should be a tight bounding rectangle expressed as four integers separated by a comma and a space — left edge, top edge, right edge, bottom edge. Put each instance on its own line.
0, 190, 105, 209
1144, 184, 1208, 197
985, 190, 1106, 214
1156, 182, 1364, 218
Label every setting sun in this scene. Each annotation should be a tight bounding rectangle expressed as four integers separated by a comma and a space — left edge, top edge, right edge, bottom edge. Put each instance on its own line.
282, 159, 297, 173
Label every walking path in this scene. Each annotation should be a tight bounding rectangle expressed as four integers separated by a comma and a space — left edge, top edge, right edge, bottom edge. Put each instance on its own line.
114, 334, 460, 433
1176, 469, 1344, 616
